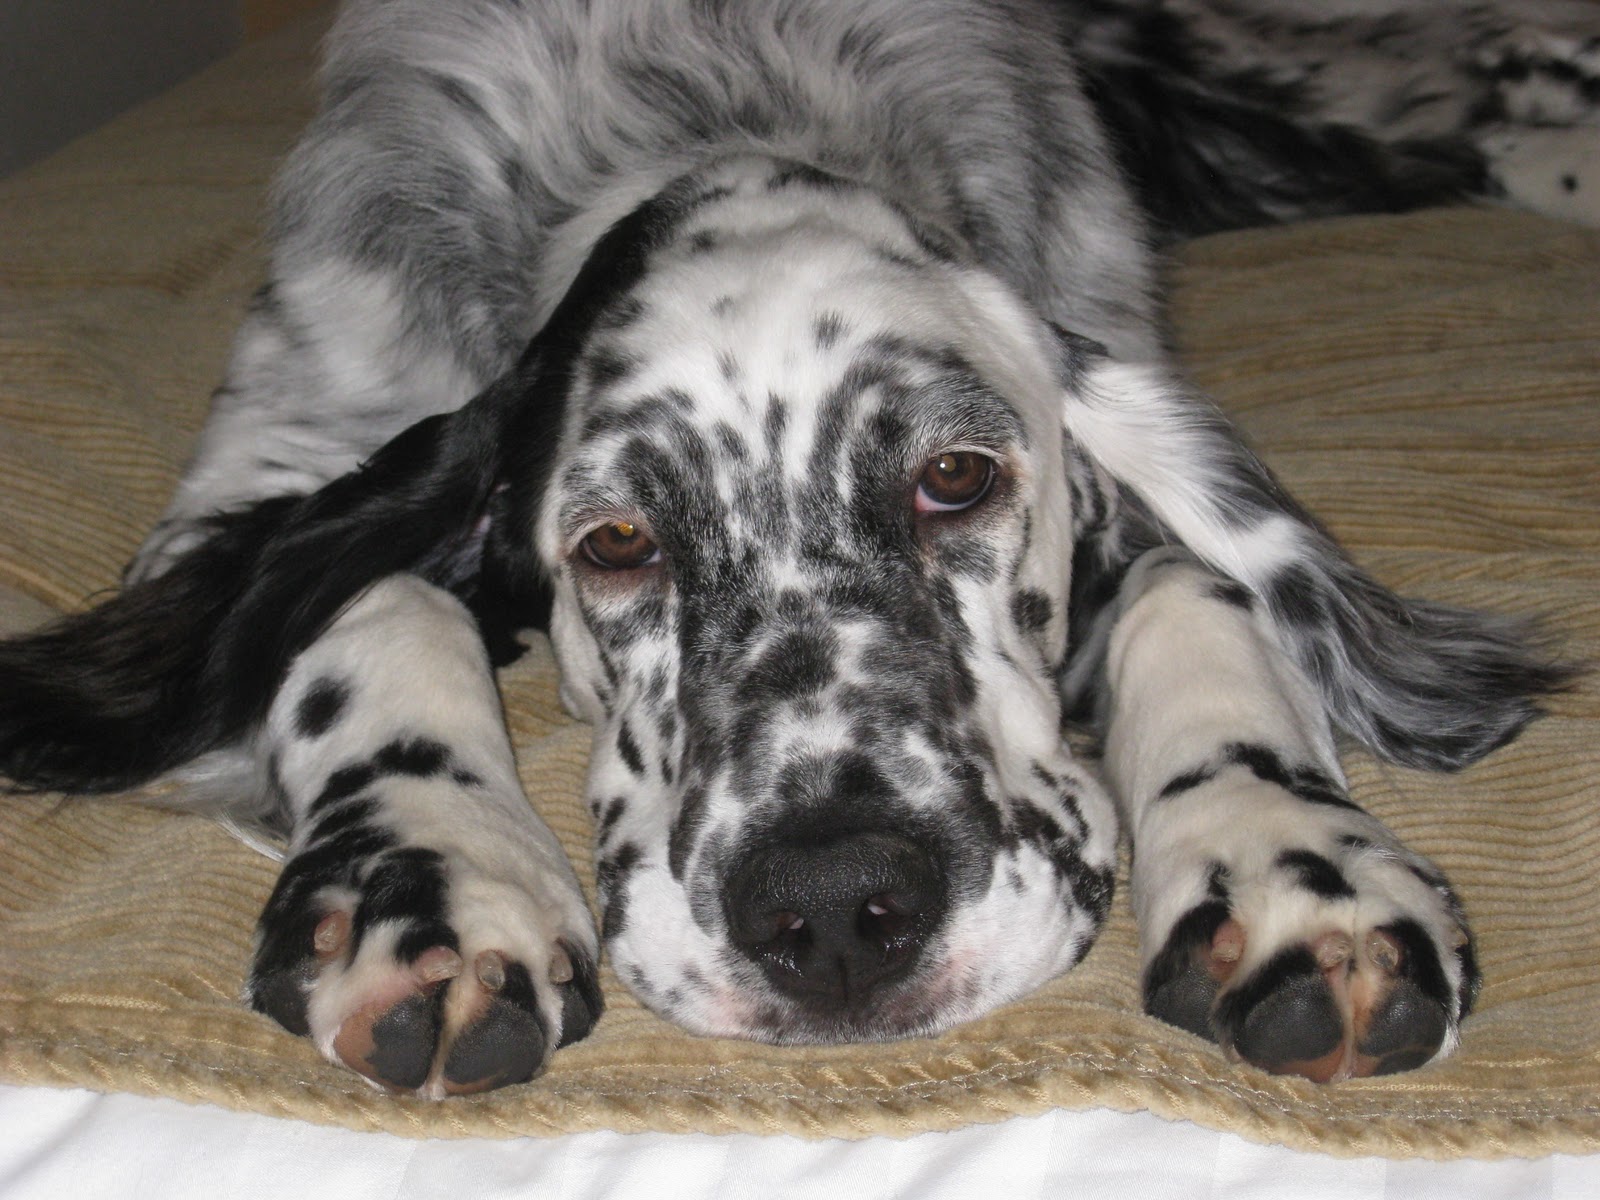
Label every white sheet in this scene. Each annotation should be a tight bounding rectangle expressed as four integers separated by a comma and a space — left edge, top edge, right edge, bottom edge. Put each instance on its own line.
0, 1084, 1592, 1200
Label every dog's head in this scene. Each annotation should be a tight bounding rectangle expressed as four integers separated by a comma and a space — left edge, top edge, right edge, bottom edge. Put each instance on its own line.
505, 159, 1118, 1040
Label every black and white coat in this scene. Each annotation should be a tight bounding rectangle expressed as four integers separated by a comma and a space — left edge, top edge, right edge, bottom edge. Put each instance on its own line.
1, 0, 1592, 1097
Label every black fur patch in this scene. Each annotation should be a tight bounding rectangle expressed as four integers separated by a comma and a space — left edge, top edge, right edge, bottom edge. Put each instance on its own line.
373, 737, 452, 778
1010, 588, 1053, 634
1158, 763, 1218, 800
350, 847, 450, 957
598, 841, 643, 940
615, 720, 645, 777
1223, 742, 1360, 812
813, 311, 846, 349
1209, 580, 1255, 611
294, 677, 351, 738
1276, 849, 1355, 899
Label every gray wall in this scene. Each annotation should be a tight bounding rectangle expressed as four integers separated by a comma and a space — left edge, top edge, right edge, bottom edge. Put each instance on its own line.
1, 0, 244, 176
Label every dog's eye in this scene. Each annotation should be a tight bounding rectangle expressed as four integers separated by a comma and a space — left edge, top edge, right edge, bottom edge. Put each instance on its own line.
915, 451, 995, 514
580, 521, 661, 569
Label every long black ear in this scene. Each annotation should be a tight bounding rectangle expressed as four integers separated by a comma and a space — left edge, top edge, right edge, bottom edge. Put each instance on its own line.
0, 365, 539, 796
0, 172, 726, 796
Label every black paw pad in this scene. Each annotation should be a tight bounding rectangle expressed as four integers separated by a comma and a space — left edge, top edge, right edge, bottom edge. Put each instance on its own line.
1216, 947, 1343, 1075
1142, 900, 1232, 1041
1359, 979, 1449, 1076
361, 989, 447, 1091
442, 961, 550, 1094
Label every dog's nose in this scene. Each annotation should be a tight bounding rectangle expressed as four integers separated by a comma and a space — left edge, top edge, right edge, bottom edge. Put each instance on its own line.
723, 830, 945, 1008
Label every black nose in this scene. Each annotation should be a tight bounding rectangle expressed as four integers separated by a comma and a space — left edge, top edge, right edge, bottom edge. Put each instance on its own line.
723, 830, 945, 1009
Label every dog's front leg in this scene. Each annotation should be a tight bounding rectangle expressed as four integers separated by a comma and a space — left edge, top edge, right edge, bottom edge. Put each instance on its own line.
247, 575, 601, 1096
1099, 550, 1479, 1082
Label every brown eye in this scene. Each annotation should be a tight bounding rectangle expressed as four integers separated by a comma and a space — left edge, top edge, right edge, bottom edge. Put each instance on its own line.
580, 520, 661, 569
915, 451, 995, 514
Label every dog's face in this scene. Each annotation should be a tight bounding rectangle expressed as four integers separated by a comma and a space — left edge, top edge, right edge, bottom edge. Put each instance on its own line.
532, 161, 1118, 1041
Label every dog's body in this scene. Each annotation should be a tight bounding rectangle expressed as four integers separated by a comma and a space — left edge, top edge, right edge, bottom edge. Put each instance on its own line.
1, 0, 1594, 1097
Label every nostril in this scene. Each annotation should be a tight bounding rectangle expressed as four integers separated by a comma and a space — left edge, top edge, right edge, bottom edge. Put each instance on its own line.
858, 893, 922, 948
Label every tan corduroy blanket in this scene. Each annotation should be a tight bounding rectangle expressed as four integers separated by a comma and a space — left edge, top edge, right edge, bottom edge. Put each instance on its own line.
1, 13, 1597, 1159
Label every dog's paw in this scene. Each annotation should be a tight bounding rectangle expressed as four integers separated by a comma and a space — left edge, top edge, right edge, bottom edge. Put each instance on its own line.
1136, 767, 1478, 1082
248, 845, 602, 1097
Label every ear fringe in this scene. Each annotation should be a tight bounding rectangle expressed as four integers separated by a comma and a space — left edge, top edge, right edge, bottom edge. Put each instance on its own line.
0, 386, 517, 797
1065, 359, 1578, 771
0, 497, 298, 794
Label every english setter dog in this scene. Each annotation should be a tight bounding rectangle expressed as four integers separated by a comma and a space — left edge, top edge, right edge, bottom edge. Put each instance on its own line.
1, 0, 1592, 1098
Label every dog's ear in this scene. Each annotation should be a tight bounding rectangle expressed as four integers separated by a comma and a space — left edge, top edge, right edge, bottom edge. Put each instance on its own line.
0, 362, 546, 796
0, 181, 717, 797
1053, 329, 1574, 771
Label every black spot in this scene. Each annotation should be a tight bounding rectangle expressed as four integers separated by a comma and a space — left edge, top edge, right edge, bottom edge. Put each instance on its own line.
599, 841, 643, 940
306, 796, 379, 846
1209, 580, 1255, 611
585, 345, 636, 389
1266, 565, 1324, 626
1158, 763, 1218, 800
668, 786, 708, 880
393, 920, 460, 966
813, 311, 846, 349
350, 847, 449, 956
1561, 174, 1578, 193
310, 763, 377, 813
744, 630, 836, 701
1277, 849, 1355, 899
374, 737, 451, 778
247, 902, 327, 1036
687, 229, 717, 254
599, 796, 628, 839
1223, 743, 1360, 812
1010, 589, 1053, 634
615, 720, 645, 777
1206, 862, 1231, 901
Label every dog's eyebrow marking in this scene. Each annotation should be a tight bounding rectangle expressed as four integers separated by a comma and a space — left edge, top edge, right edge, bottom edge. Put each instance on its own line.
294, 677, 350, 739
